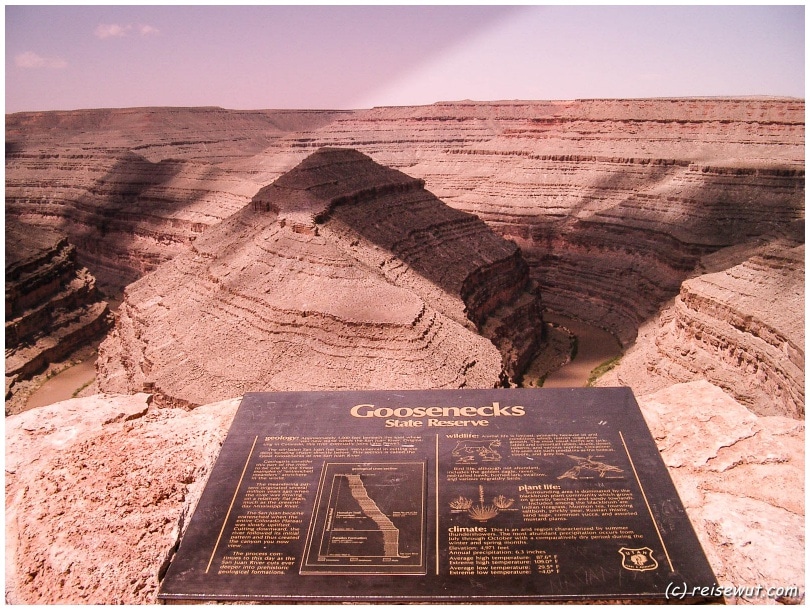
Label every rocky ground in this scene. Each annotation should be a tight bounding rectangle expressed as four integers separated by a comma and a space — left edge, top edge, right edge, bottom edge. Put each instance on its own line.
637, 382, 804, 605
5, 393, 240, 604
5, 382, 803, 604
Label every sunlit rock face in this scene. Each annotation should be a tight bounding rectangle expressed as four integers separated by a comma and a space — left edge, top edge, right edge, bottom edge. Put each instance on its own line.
270, 99, 805, 419
267, 99, 804, 345
598, 235, 804, 419
6, 98, 804, 416
5, 221, 111, 409
8, 99, 803, 332
5, 108, 348, 292
96, 149, 544, 405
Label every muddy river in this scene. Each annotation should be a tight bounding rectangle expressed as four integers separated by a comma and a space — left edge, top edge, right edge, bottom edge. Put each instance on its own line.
25, 314, 621, 409
541, 314, 623, 388
25, 359, 97, 410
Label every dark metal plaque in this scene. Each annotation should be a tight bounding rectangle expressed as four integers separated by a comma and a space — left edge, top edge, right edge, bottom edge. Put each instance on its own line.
158, 388, 718, 603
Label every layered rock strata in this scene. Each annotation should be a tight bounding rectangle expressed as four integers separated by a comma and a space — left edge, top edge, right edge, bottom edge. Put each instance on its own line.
4, 100, 804, 603
280, 100, 803, 414
5, 150, 258, 291
5, 222, 111, 404
97, 149, 544, 405
271, 99, 804, 344
5, 108, 348, 292
301, 149, 544, 380
598, 233, 804, 419
6, 99, 804, 415
5, 106, 348, 164
6, 384, 802, 603
7, 100, 803, 333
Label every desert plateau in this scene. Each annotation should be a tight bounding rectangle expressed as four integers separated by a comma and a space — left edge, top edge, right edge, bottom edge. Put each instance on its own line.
5, 98, 804, 603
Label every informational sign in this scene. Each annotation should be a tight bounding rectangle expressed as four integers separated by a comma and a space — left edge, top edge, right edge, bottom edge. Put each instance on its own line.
158, 388, 717, 603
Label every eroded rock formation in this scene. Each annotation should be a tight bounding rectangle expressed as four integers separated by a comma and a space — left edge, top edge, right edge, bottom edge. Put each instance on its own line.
5, 108, 347, 292
272, 99, 804, 345
96, 149, 544, 405
8, 100, 803, 337
5, 150, 257, 291
598, 233, 804, 418
5, 222, 111, 410
7, 100, 803, 410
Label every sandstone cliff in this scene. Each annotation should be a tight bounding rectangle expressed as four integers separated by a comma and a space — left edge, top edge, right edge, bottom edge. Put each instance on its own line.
5, 149, 257, 291
5, 108, 347, 292
6, 100, 803, 414
5, 222, 111, 411
598, 232, 804, 418
96, 149, 545, 405
6, 385, 802, 604
280, 100, 804, 418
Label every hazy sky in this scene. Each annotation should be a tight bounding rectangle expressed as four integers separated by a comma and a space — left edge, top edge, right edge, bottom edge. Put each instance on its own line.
5, 5, 805, 113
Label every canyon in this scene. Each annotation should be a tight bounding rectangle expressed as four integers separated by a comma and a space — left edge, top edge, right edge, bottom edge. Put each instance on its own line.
5, 99, 804, 415
5, 221, 111, 413
4, 98, 804, 603
598, 235, 804, 418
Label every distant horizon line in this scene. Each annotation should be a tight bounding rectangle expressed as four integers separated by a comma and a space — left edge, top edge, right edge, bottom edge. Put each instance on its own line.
6, 95, 805, 115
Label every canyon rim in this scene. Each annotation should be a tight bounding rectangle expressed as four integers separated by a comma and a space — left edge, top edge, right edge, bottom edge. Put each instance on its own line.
5, 98, 804, 603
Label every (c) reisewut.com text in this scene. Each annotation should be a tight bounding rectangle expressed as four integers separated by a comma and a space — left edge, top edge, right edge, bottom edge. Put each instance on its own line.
666, 582, 803, 601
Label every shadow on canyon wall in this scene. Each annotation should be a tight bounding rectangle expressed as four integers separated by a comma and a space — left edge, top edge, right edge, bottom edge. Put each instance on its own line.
6, 140, 23, 156
16, 144, 804, 351
526, 161, 805, 343
320, 181, 534, 310
50, 152, 234, 292
6, 109, 805, 364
